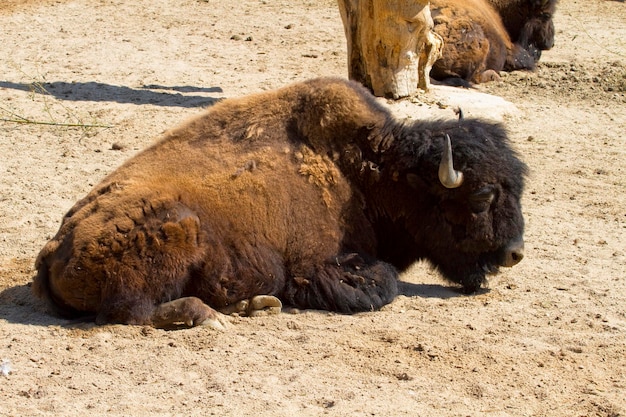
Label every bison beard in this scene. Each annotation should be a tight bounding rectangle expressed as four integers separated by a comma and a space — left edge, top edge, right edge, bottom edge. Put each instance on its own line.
33, 77, 527, 328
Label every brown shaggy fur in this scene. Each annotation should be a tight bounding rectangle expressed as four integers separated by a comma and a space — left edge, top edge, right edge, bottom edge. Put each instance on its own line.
34, 77, 527, 328
34, 78, 394, 326
430, 0, 536, 84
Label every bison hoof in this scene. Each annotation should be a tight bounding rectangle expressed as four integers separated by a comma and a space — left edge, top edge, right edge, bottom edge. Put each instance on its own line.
249, 295, 282, 317
221, 295, 282, 317
479, 70, 501, 83
199, 312, 231, 331
152, 296, 230, 329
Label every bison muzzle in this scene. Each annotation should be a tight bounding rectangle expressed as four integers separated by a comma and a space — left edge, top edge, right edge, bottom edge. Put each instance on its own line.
33, 77, 527, 328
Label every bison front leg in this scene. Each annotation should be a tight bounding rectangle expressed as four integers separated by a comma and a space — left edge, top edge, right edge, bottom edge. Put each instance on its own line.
282, 254, 399, 313
151, 297, 230, 330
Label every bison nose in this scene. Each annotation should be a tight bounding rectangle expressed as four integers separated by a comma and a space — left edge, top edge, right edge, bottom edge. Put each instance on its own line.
503, 239, 524, 267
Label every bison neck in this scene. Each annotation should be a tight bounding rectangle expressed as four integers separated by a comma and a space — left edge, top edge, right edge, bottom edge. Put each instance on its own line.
373, 216, 424, 272
359, 185, 432, 273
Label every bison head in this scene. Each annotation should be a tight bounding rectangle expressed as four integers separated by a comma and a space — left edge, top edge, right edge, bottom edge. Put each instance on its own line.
376, 118, 527, 293
518, 0, 558, 60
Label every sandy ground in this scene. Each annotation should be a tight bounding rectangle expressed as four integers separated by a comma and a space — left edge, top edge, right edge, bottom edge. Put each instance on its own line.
0, 0, 625, 416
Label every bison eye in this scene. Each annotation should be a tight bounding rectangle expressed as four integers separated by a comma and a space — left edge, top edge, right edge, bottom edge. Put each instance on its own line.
469, 186, 495, 213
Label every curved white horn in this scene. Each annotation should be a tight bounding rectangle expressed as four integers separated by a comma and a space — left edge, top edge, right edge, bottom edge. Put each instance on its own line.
438, 134, 464, 189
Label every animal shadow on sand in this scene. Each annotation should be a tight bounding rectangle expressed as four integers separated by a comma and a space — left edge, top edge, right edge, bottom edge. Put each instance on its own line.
0, 80, 223, 108
397, 280, 489, 299
0, 283, 63, 327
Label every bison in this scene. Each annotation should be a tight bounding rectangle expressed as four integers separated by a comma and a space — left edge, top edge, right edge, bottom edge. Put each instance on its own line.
429, 0, 549, 85
488, 0, 558, 62
33, 77, 527, 329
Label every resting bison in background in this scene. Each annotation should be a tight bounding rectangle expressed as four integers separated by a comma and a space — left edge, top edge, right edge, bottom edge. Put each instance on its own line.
488, 0, 558, 61
34, 77, 527, 329
429, 0, 535, 84
430, 0, 555, 85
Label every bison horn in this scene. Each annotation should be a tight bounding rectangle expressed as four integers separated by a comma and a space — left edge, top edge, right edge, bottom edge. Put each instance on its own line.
438, 134, 464, 189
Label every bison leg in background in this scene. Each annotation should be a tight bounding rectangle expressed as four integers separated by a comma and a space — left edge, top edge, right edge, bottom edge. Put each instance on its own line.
281, 254, 398, 314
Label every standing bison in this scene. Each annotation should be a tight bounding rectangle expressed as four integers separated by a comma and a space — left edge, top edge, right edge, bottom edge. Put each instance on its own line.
34, 78, 527, 329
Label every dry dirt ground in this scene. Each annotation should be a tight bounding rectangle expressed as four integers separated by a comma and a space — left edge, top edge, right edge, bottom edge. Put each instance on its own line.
0, 0, 625, 416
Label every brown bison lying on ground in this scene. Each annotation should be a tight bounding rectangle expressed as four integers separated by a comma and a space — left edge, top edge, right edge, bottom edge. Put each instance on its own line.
430, 0, 557, 85
34, 77, 527, 329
